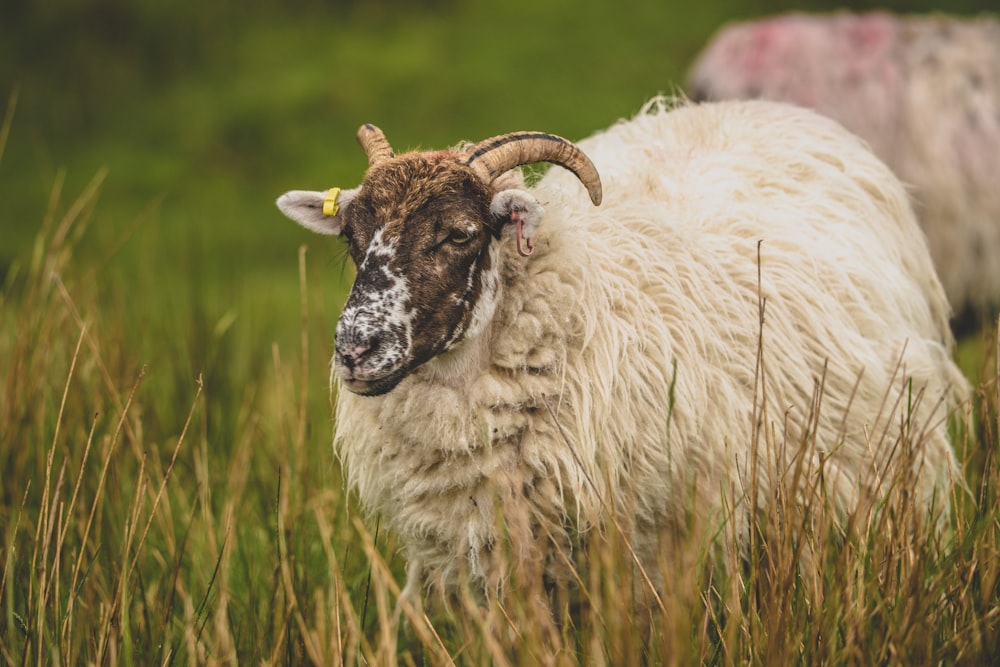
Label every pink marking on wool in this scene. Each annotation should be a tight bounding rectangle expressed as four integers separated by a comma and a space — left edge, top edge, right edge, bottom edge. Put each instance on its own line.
743, 17, 800, 72
848, 12, 894, 53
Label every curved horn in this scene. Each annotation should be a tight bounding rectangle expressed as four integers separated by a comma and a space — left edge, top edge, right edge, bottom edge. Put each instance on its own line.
462, 132, 602, 205
356, 124, 395, 166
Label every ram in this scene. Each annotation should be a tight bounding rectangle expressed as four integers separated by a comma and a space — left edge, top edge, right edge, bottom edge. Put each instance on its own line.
277, 98, 967, 607
687, 11, 1000, 332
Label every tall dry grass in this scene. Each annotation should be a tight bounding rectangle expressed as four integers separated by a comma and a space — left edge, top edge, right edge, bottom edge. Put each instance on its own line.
2, 105, 999, 663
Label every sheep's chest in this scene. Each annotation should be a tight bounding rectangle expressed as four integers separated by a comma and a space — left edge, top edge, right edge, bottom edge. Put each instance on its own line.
334, 369, 571, 591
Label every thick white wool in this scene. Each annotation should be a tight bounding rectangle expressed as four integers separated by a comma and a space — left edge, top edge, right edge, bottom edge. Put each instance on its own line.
333, 98, 968, 599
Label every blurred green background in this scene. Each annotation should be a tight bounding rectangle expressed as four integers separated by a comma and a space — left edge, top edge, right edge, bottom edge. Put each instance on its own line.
1, 0, 995, 424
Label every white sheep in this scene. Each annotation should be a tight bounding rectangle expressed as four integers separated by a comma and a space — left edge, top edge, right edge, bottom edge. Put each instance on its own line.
277, 98, 968, 607
687, 11, 1000, 332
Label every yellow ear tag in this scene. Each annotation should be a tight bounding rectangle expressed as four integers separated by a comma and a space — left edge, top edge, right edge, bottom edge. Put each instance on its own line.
322, 187, 341, 217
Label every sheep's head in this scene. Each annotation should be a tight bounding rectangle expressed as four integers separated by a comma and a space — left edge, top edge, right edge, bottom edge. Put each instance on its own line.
277, 124, 602, 396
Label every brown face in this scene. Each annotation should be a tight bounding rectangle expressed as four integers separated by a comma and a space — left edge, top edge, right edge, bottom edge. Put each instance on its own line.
333, 154, 499, 396
277, 124, 601, 397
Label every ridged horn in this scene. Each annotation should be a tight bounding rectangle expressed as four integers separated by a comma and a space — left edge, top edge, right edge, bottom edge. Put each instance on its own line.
356, 124, 395, 166
462, 131, 602, 205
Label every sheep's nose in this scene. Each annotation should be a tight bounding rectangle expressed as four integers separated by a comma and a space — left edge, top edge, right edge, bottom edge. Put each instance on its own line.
336, 336, 377, 370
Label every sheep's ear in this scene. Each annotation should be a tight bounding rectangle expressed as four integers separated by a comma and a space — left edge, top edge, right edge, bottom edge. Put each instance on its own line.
276, 187, 358, 236
489, 189, 545, 256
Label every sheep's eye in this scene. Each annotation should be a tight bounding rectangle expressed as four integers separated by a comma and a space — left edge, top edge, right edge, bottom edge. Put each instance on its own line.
448, 230, 474, 246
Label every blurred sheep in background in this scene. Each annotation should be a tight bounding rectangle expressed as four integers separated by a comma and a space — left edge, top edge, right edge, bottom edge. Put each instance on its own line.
687, 11, 1000, 333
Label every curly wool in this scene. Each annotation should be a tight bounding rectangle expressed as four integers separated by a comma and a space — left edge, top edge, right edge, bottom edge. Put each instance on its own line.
333, 98, 968, 599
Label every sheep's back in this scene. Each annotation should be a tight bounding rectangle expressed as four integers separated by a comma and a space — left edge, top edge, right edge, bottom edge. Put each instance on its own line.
533, 98, 964, 524
686, 13, 1000, 321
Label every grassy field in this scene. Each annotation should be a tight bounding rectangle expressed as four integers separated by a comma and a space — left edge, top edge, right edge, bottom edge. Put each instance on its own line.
2, 0, 1000, 664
